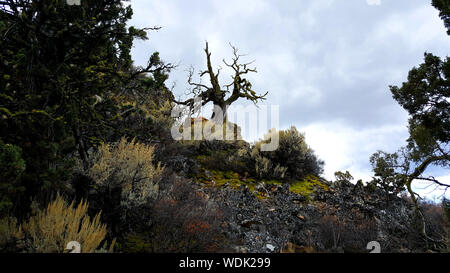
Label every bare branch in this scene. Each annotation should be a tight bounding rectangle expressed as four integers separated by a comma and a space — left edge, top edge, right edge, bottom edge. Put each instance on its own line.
131, 61, 176, 80
187, 67, 209, 91
141, 26, 162, 31
416, 176, 450, 188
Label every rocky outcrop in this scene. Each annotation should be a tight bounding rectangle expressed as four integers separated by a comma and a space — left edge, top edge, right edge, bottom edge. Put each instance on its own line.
200, 178, 416, 253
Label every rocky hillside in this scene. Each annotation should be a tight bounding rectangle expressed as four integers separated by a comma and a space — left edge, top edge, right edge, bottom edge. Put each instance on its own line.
157, 139, 446, 253
185, 174, 413, 253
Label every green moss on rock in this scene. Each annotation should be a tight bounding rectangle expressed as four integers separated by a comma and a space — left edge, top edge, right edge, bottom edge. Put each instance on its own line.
289, 175, 329, 199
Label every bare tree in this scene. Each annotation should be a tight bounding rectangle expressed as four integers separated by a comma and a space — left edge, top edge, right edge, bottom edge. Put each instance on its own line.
173, 42, 268, 120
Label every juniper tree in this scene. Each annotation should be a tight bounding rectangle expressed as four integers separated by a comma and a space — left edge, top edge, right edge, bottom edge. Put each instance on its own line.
371, 53, 449, 240
432, 0, 450, 35
0, 0, 172, 217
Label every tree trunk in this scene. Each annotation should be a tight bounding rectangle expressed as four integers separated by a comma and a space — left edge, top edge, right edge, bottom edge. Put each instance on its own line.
72, 125, 89, 171
211, 102, 228, 122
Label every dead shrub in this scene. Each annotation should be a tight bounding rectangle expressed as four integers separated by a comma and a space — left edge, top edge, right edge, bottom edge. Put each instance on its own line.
122, 175, 224, 253
317, 212, 378, 252
419, 200, 449, 251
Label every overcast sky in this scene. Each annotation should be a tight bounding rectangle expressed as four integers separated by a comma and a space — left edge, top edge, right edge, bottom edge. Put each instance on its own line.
128, 0, 449, 200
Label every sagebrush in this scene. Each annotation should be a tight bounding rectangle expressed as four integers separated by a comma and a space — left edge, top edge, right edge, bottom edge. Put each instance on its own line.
89, 137, 164, 208
247, 126, 324, 180
16, 195, 112, 253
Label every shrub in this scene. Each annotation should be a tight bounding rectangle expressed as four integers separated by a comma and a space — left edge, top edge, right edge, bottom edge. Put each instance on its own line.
0, 216, 19, 252
196, 146, 252, 175
402, 199, 450, 252
88, 137, 164, 208
16, 195, 112, 253
317, 214, 344, 250
281, 242, 315, 253
334, 171, 354, 182
107, 78, 175, 143
420, 200, 449, 249
317, 211, 378, 252
340, 218, 378, 252
149, 176, 224, 253
369, 151, 406, 199
121, 175, 225, 253
249, 126, 324, 180
251, 150, 287, 179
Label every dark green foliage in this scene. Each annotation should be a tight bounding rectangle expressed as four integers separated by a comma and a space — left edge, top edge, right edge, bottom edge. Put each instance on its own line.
0, 142, 25, 216
0, 0, 172, 218
195, 140, 250, 174
273, 127, 324, 179
377, 21, 450, 238
334, 171, 354, 182
386, 52, 449, 191
0, 216, 18, 252
432, 0, 450, 35
390, 53, 450, 160
110, 66, 174, 143
250, 127, 324, 181
369, 150, 406, 199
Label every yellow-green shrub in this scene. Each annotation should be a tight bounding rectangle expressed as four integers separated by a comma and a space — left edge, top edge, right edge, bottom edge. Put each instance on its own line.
89, 137, 164, 207
17, 195, 112, 253
251, 149, 287, 179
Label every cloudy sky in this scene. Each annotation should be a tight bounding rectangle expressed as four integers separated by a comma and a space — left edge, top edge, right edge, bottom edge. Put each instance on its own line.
128, 0, 449, 199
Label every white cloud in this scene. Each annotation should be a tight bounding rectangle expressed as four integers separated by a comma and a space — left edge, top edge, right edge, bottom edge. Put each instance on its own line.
368, 5, 448, 53
300, 121, 408, 181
